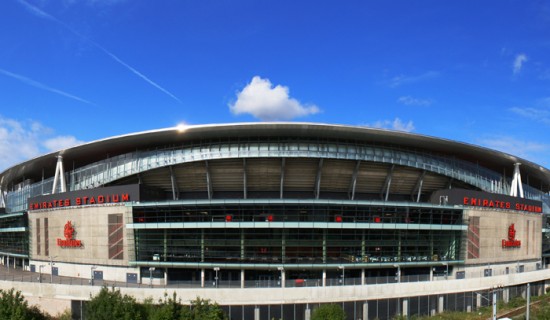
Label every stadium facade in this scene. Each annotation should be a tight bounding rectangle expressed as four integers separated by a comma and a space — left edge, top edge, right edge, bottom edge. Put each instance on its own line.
0, 122, 549, 319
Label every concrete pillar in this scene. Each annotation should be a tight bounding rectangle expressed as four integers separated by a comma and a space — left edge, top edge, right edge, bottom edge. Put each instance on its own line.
503, 288, 510, 303
361, 269, 365, 285
254, 306, 260, 320
430, 267, 434, 281
438, 295, 444, 314
402, 298, 408, 317
476, 293, 482, 309
322, 270, 326, 287
241, 270, 245, 288
304, 307, 311, 320
201, 269, 205, 288
362, 302, 368, 320
281, 270, 286, 288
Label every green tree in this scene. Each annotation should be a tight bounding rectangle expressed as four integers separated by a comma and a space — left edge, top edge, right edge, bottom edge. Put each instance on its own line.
311, 304, 346, 320
187, 297, 227, 320
149, 292, 188, 320
85, 287, 142, 320
0, 288, 49, 320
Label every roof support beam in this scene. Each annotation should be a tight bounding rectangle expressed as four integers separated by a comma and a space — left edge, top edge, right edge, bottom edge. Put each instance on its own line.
314, 159, 324, 199
0, 188, 5, 208
169, 166, 179, 201
411, 171, 426, 202
510, 163, 524, 198
348, 160, 361, 200
243, 159, 247, 199
52, 155, 67, 194
381, 164, 395, 201
280, 158, 286, 199
205, 160, 213, 200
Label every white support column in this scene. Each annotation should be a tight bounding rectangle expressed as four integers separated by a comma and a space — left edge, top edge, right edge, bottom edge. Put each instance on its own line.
169, 166, 179, 200
361, 269, 365, 285
438, 295, 444, 314
322, 270, 326, 287
241, 269, 245, 288
201, 269, 205, 288
314, 159, 324, 199
402, 298, 409, 317
243, 159, 247, 199
0, 188, 5, 208
348, 160, 361, 200
280, 158, 285, 199
254, 306, 260, 320
381, 165, 394, 201
362, 302, 368, 320
412, 171, 426, 202
503, 287, 510, 303
52, 155, 67, 194
304, 307, 311, 320
510, 163, 524, 198
205, 161, 212, 200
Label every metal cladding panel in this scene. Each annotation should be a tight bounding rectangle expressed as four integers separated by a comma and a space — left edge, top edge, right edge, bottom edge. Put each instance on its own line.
430, 188, 543, 213
27, 184, 140, 211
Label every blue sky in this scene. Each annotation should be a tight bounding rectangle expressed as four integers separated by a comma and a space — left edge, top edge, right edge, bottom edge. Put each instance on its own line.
1, 0, 550, 171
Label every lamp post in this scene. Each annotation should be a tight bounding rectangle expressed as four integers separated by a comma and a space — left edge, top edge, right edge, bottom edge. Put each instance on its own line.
90, 266, 97, 286
338, 265, 345, 285
213, 267, 220, 288
49, 256, 57, 283
476, 285, 503, 320
38, 265, 45, 283
394, 264, 401, 283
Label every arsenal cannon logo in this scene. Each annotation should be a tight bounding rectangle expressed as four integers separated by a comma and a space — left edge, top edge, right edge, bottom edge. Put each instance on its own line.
57, 221, 82, 247
502, 223, 521, 248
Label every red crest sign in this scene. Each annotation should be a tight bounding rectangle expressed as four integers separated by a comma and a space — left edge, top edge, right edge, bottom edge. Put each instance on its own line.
57, 221, 82, 247
502, 223, 521, 248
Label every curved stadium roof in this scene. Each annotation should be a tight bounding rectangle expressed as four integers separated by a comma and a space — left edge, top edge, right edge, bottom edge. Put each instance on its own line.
1, 122, 550, 193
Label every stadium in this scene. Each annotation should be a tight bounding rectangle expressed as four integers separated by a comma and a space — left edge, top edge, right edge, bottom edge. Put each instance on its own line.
0, 122, 549, 319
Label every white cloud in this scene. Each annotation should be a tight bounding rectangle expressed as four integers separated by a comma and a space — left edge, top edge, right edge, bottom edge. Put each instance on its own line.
477, 135, 549, 167
513, 54, 528, 74
43, 136, 84, 152
389, 71, 439, 88
509, 103, 550, 126
397, 96, 433, 107
229, 76, 320, 121
0, 116, 84, 171
369, 118, 415, 132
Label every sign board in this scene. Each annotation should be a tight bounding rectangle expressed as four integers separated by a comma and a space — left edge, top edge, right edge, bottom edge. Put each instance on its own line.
430, 189, 542, 214
28, 184, 140, 211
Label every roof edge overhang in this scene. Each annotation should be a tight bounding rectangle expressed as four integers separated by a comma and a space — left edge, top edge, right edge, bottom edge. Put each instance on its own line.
1, 122, 549, 189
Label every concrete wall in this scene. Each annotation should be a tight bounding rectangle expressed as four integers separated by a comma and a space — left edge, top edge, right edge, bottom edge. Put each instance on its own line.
464, 208, 542, 264
6, 268, 550, 316
30, 204, 131, 267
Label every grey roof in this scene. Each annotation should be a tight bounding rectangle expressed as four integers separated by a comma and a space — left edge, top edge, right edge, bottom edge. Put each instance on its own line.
2, 122, 550, 191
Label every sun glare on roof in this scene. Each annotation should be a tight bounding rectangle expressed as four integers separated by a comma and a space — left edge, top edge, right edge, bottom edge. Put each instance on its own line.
176, 123, 187, 133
